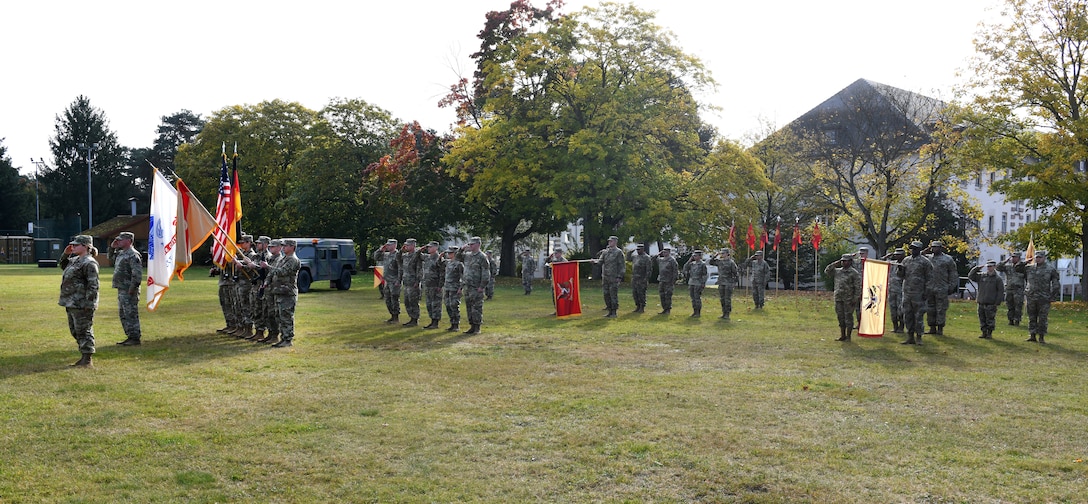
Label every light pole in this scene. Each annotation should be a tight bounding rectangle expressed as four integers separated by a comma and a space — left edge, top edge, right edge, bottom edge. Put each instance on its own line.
30, 158, 46, 238
76, 143, 99, 229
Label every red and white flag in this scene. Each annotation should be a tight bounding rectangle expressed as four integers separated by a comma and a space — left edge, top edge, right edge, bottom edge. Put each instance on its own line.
552, 262, 581, 318
146, 169, 178, 311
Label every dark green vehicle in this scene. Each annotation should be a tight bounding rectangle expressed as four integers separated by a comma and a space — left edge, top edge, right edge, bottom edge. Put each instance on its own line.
288, 238, 357, 293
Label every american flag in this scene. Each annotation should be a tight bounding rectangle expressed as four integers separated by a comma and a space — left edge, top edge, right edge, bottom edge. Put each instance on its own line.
211, 152, 235, 268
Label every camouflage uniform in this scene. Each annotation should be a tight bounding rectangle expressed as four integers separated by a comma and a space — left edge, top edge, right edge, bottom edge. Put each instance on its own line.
485, 252, 498, 300
398, 240, 424, 325
897, 242, 932, 344
886, 252, 905, 333
520, 251, 537, 294
709, 252, 739, 320
1016, 253, 1061, 342
111, 237, 142, 343
826, 255, 862, 340
442, 248, 464, 331
268, 240, 301, 346
252, 237, 275, 338
996, 255, 1026, 325
373, 239, 401, 322
968, 261, 1004, 339
217, 251, 240, 332
258, 242, 282, 340
629, 247, 652, 313
925, 244, 958, 334
459, 238, 491, 333
744, 253, 771, 309
233, 236, 258, 337
544, 250, 565, 280
421, 242, 446, 328
656, 251, 679, 313
59, 238, 100, 361
682, 252, 709, 317
598, 237, 626, 317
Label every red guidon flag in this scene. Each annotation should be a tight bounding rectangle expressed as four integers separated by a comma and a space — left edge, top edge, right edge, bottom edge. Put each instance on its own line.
552, 261, 581, 318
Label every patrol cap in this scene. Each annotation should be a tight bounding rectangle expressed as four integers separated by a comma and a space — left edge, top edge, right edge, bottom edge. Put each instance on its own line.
427, 241, 439, 248
608, 235, 619, 242
722, 248, 732, 255
269, 239, 283, 246
258, 236, 271, 244
985, 259, 997, 266
930, 240, 944, 248
239, 234, 253, 243
554, 247, 564, 252
404, 238, 417, 245
386, 238, 398, 245
754, 250, 764, 256
1035, 250, 1047, 258
521, 249, 530, 253
662, 246, 672, 251
857, 246, 869, 254
1011, 251, 1021, 258
841, 254, 853, 261
636, 243, 645, 249
446, 245, 459, 252
469, 236, 482, 244
69, 235, 93, 246
113, 231, 134, 241
693, 249, 703, 256
910, 241, 924, 249
283, 239, 297, 247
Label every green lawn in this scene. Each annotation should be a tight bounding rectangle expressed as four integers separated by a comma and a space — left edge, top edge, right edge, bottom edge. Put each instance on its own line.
1, 264, 1085, 503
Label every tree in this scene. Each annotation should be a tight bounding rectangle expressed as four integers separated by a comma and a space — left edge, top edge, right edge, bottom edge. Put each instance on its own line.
129, 110, 205, 213
747, 120, 825, 243
788, 80, 974, 257
40, 96, 130, 229
0, 140, 34, 232
962, 0, 1088, 294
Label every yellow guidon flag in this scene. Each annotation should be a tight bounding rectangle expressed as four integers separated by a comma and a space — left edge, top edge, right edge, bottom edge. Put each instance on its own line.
859, 259, 892, 338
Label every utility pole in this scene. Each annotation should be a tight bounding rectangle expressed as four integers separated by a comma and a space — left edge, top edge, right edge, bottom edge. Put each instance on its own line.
76, 143, 99, 229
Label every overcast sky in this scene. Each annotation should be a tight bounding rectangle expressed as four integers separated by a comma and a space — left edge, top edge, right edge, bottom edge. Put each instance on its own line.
3, 0, 1002, 176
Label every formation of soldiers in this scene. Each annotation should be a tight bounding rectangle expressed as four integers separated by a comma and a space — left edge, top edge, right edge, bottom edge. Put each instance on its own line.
373, 237, 490, 335
219, 235, 300, 348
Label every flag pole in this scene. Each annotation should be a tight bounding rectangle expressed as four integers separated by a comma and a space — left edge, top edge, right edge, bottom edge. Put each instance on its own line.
774, 216, 780, 293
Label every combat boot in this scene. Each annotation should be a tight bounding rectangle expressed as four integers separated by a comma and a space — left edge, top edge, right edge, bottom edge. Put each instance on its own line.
691, 308, 700, 318
1038, 334, 1046, 344
236, 325, 254, 338
1026, 334, 1037, 342
979, 331, 991, 339
257, 332, 278, 344
659, 308, 670, 315
248, 329, 265, 341
71, 353, 93, 367
916, 333, 923, 345
900, 333, 916, 345
423, 319, 439, 330
402, 318, 418, 327
937, 325, 945, 336
447, 323, 459, 332
464, 324, 480, 335
216, 326, 231, 334
925, 326, 937, 335
836, 327, 847, 341
604, 310, 617, 318
385, 315, 399, 324
272, 339, 292, 348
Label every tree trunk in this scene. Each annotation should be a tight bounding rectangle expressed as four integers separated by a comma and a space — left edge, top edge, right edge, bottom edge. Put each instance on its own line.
499, 223, 518, 278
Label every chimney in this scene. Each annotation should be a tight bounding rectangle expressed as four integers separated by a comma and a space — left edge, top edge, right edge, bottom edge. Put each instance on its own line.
129, 197, 138, 216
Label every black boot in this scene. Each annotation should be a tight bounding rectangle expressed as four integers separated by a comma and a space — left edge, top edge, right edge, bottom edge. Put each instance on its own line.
901, 333, 916, 345
937, 325, 944, 336
423, 319, 439, 330
402, 318, 418, 327
71, 353, 93, 367
1026, 334, 1037, 342
385, 314, 399, 324
926, 326, 937, 335
464, 324, 480, 335
447, 323, 459, 332
1038, 334, 1046, 344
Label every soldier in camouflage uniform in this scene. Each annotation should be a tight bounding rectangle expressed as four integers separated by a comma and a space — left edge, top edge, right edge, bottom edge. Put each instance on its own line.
968, 260, 1004, 339
520, 249, 537, 295
925, 241, 958, 335
230, 235, 258, 339
996, 252, 1026, 325
898, 241, 932, 345
421, 241, 446, 329
263, 238, 301, 347
545, 248, 565, 280
459, 237, 491, 334
825, 253, 863, 341
682, 250, 709, 317
485, 251, 498, 300
216, 240, 240, 335
398, 239, 424, 327
373, 239, 402, 324
248, 236, 274, 341
656, 247, 679, 314
629, 244, 651, 313
111, 232, 143, 346
59, 235, 100, 367
743, 250, 771, 309
1016, 251, 1061, 343
442, 246, 464, 332
596, 235, 626, 318
710, 248, 739, 321
255, 239, 283, 343
883, 248, 906, 333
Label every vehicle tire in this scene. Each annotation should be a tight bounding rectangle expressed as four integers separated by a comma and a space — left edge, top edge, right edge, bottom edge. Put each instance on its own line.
298, 269, 312, 293
337, 269, 352, 290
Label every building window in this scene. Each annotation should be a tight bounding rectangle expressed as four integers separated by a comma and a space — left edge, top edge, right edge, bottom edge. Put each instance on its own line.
1026, 214, 1033, 224
1001, 213, 1008, 233
990, 171, 996, 186
975, 171, 982, 189
988, 215, 994, 234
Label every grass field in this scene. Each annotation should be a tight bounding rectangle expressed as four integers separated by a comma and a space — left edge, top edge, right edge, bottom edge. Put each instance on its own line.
1, 264, 1086, 503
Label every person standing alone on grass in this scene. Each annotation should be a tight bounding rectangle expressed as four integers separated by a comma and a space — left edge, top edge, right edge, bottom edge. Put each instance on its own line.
825, 253, 862, 342
111, 232, 142, 346
59, 235, 100, 367
968, 260, 1004, 340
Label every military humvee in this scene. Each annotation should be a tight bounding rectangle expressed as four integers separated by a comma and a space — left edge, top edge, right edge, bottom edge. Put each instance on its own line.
288, 238, 357, 293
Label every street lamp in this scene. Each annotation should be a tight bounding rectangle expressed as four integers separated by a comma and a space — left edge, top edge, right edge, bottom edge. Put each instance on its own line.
76, 142, 99, 229
30, 158, 47, 238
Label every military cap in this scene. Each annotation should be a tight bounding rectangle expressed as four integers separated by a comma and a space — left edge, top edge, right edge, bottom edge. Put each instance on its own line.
554, 247, 564, 252
469, 236, 482, 244
239, 234, 253, 243
662, 246, 672, 251
446, 245, 460, 252
69, 235, 93, 246
985, 259, 997, 266
909, 241, 924, 249
269, 239, 283, 246
636, 243, 645, 249
754, 250, 764, 256
722, 248, 733, 255
258, 236, 271, 244
1035, 250, 1047, 258
521, 249, 530, 254
283, 239, 297, 247
857, 246, 869, 254
608, 235, 619, 241
113, 231, 134, 241
1011, 251, 1021, 258
930, 240, 944, 248
841, 253, 854, 261
692, 249, 703, 256
486, 250, 493, 255
427, 241, 439, 248
404, 238, 417, 245
386, 238, 398, 245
